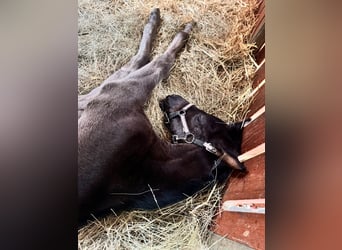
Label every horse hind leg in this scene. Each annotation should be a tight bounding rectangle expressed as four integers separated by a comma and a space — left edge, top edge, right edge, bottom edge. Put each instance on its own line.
78, 8, 161, 116
106, 8, 161, 81
126, 22, 194, 105
140, 22, 194, 83
164, 22, 193, 58
151, 22, 194, 81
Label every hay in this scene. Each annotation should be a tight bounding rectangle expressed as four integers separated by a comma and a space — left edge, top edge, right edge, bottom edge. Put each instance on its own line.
78, 184, 225, 249
78, 0, 258, 248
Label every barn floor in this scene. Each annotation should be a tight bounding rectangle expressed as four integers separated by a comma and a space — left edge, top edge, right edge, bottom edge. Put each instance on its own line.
210, 232, 254, 250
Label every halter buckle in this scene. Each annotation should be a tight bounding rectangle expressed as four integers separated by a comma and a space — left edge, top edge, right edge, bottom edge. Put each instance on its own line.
203, 142, 218, 154
172, 133, 195, 144
172, 134, 179, 143
184, 133, 195, 143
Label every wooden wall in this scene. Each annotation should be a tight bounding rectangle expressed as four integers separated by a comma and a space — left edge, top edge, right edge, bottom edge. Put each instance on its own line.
212, 0, 265, 249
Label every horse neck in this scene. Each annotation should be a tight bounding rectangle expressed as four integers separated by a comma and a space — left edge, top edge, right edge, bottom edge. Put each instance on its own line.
142, 138, 214, 186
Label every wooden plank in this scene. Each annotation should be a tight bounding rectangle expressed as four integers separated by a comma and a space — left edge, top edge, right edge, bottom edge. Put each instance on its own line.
252, 0, 265, 28
248, 79, 264, 103
241, 113, 265, 153
251, 0, 265, 48
222, 198, 265, 214
255, 0, 265, 15
243, 106, 265, 128
252, 23, 265, 50
252, 61, 265, 88
255, 43, 265, 65
213, 211, 265, 250
251, 0, 265, 86
249, 84, 265, 115
238, 143, 265, 162
223, 153, 265, 200
212, 2, 265, 249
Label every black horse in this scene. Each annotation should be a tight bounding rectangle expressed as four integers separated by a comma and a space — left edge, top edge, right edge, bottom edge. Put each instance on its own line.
78, 8, 246, 225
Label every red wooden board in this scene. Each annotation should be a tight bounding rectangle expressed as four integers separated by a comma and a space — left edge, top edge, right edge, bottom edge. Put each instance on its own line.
213, 212, 265, 250
212, 1, 266, 249
241, 113, 265, 153
249, 84, 265, 115
223, 153, 265, 200
252, 62, 265, 88
255, 44, 265, 65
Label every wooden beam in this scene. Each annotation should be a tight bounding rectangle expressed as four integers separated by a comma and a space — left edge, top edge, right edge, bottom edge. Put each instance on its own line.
244, 105, 265, 127
238, 143, 265, 162
213, 212, 265, 250
252, 61, 265, 88
223, 153, 265, 200
241, 113, 265, 153
222, 198, 265, 214
255, 43, 265, 65
249, 84, 265, 115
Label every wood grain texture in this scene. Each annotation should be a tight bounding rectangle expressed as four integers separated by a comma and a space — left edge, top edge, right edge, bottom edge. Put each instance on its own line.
251, 0, 265, 49
252, 23, 265, 50
241, 113, 265, 153
249, 84, 265, 115
252, 61, 265, 88
212, 153, 265, 249
213, 211, 265, 250
255, 43, 265, 65
223, 153, 265, 200
251, 0, 265, 36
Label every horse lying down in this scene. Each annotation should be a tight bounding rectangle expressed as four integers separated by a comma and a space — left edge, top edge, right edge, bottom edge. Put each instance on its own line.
78, 8, 247, 225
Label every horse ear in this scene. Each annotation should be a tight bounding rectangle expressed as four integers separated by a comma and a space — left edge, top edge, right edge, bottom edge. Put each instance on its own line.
220, 150, 246, 172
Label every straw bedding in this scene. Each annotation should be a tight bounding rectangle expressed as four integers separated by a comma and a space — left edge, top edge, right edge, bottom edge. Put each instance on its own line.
78, 0, 259, 248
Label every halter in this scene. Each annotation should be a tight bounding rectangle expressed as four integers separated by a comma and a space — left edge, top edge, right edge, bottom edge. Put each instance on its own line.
163, 103, 220, 156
